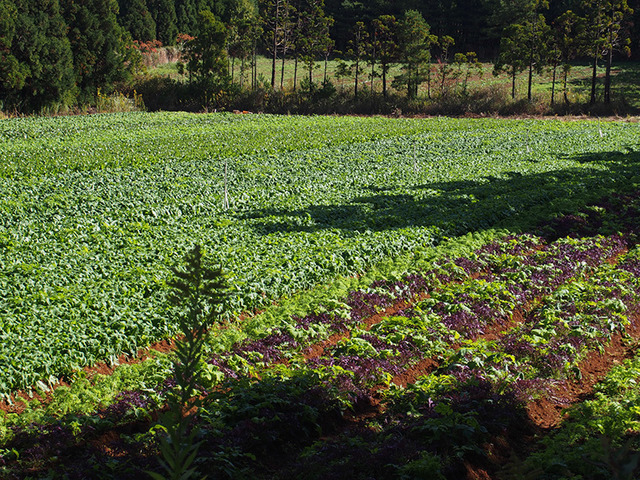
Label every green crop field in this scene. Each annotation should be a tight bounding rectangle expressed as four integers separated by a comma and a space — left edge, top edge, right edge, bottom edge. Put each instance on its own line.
2, 112, 640, 479
1, 112, 639, 396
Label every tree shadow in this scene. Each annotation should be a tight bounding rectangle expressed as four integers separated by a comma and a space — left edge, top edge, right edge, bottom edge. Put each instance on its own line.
239, 149, 640, 239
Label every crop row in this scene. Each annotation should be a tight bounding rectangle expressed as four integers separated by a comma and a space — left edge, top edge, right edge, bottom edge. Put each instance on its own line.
2, 229, 639, 479
1, 114, 639, 396
200, 234, 640, 479
206, 233, 629, 394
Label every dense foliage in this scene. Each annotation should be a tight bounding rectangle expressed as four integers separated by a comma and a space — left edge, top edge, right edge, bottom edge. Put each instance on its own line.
2, 197, 640, 477
1, 112, 639, 398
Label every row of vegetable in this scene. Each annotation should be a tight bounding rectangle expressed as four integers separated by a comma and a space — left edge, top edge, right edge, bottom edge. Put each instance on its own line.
2, 219, 640, 478
1, 113, 639, 397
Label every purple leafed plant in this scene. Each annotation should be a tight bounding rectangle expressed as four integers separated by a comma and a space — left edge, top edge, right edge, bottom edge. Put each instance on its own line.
345, 290, 393, 323
232, 333, 298, 364
105, 390, 155, 418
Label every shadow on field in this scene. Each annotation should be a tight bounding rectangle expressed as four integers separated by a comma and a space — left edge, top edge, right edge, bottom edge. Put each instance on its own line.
241, 149, 640, 238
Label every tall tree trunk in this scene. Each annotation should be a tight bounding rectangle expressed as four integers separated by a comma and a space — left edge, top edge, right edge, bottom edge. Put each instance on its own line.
440, 64, 447, 96
293, 55, 298, 91
253, 46, 258, 90
354, 57, 359, 98
604, 41, 612, 103
280, 48, 286, 90
511, 67, 516, 99
527, 51, 533, 102
240, 57, 245, 88
563, 67, 569, 104
551, 63, 557, 106
382, 64, 387, 98
324, 55, 328, 84
271, 0, 279, 89
590, 53, 598, 104
370, 45, 376, 94
231, 56, 235, 84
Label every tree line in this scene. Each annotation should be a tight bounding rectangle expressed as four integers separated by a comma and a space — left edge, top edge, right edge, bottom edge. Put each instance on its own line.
0, 0, 637, 113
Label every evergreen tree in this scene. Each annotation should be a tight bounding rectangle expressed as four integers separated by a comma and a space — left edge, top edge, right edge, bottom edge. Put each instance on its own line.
176, 0, 199, 33
7, 0, 75, 111
184, 9, 229, 106
296, 0, 333, 89
118, 0, 157, 41
148, 0, 178, 44
63, 0, 131, 102
484, 0, 540, 36
343, 20, 369, 98
261, 0, 292, 89
581, 0, 633, 104
551, 10, 581, 104
371, 14, 398, 98
493, 1, 550, 102
436, 35, 455, 96
493, 24, 528, 99
521, 13, 551, 102
228, 0, 260, 87
0, 0, 28, 100
199, 0, 231, 21
393, 10, 436, 99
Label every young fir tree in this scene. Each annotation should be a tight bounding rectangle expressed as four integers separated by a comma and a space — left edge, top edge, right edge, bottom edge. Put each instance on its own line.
150, 244, 228, 480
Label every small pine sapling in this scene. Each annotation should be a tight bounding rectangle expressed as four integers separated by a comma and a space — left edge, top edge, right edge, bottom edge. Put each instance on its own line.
150, 245, 228, 480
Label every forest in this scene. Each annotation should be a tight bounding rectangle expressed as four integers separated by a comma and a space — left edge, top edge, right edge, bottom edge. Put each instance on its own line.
0, 0, 639, 113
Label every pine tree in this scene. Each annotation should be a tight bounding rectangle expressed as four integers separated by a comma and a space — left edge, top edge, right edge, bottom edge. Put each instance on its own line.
228, 0, 260, 87
371, 14, 398, 98
63, 0, 130, 102
148, 0, 178, 44
184, 9, 229, 106
261, 0, 287, 89
393, 10, 436, 99
581, 0, 633, 104
119, 0, 157, 41
0, 0, 28, 101
551, 10, 581, 105
296, 0, 333, 90
522, 13, 551, 102
345, 21, 369, 98
8, 0, 75, 111
493, 1, 550, 102
493, 24, 528, 99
